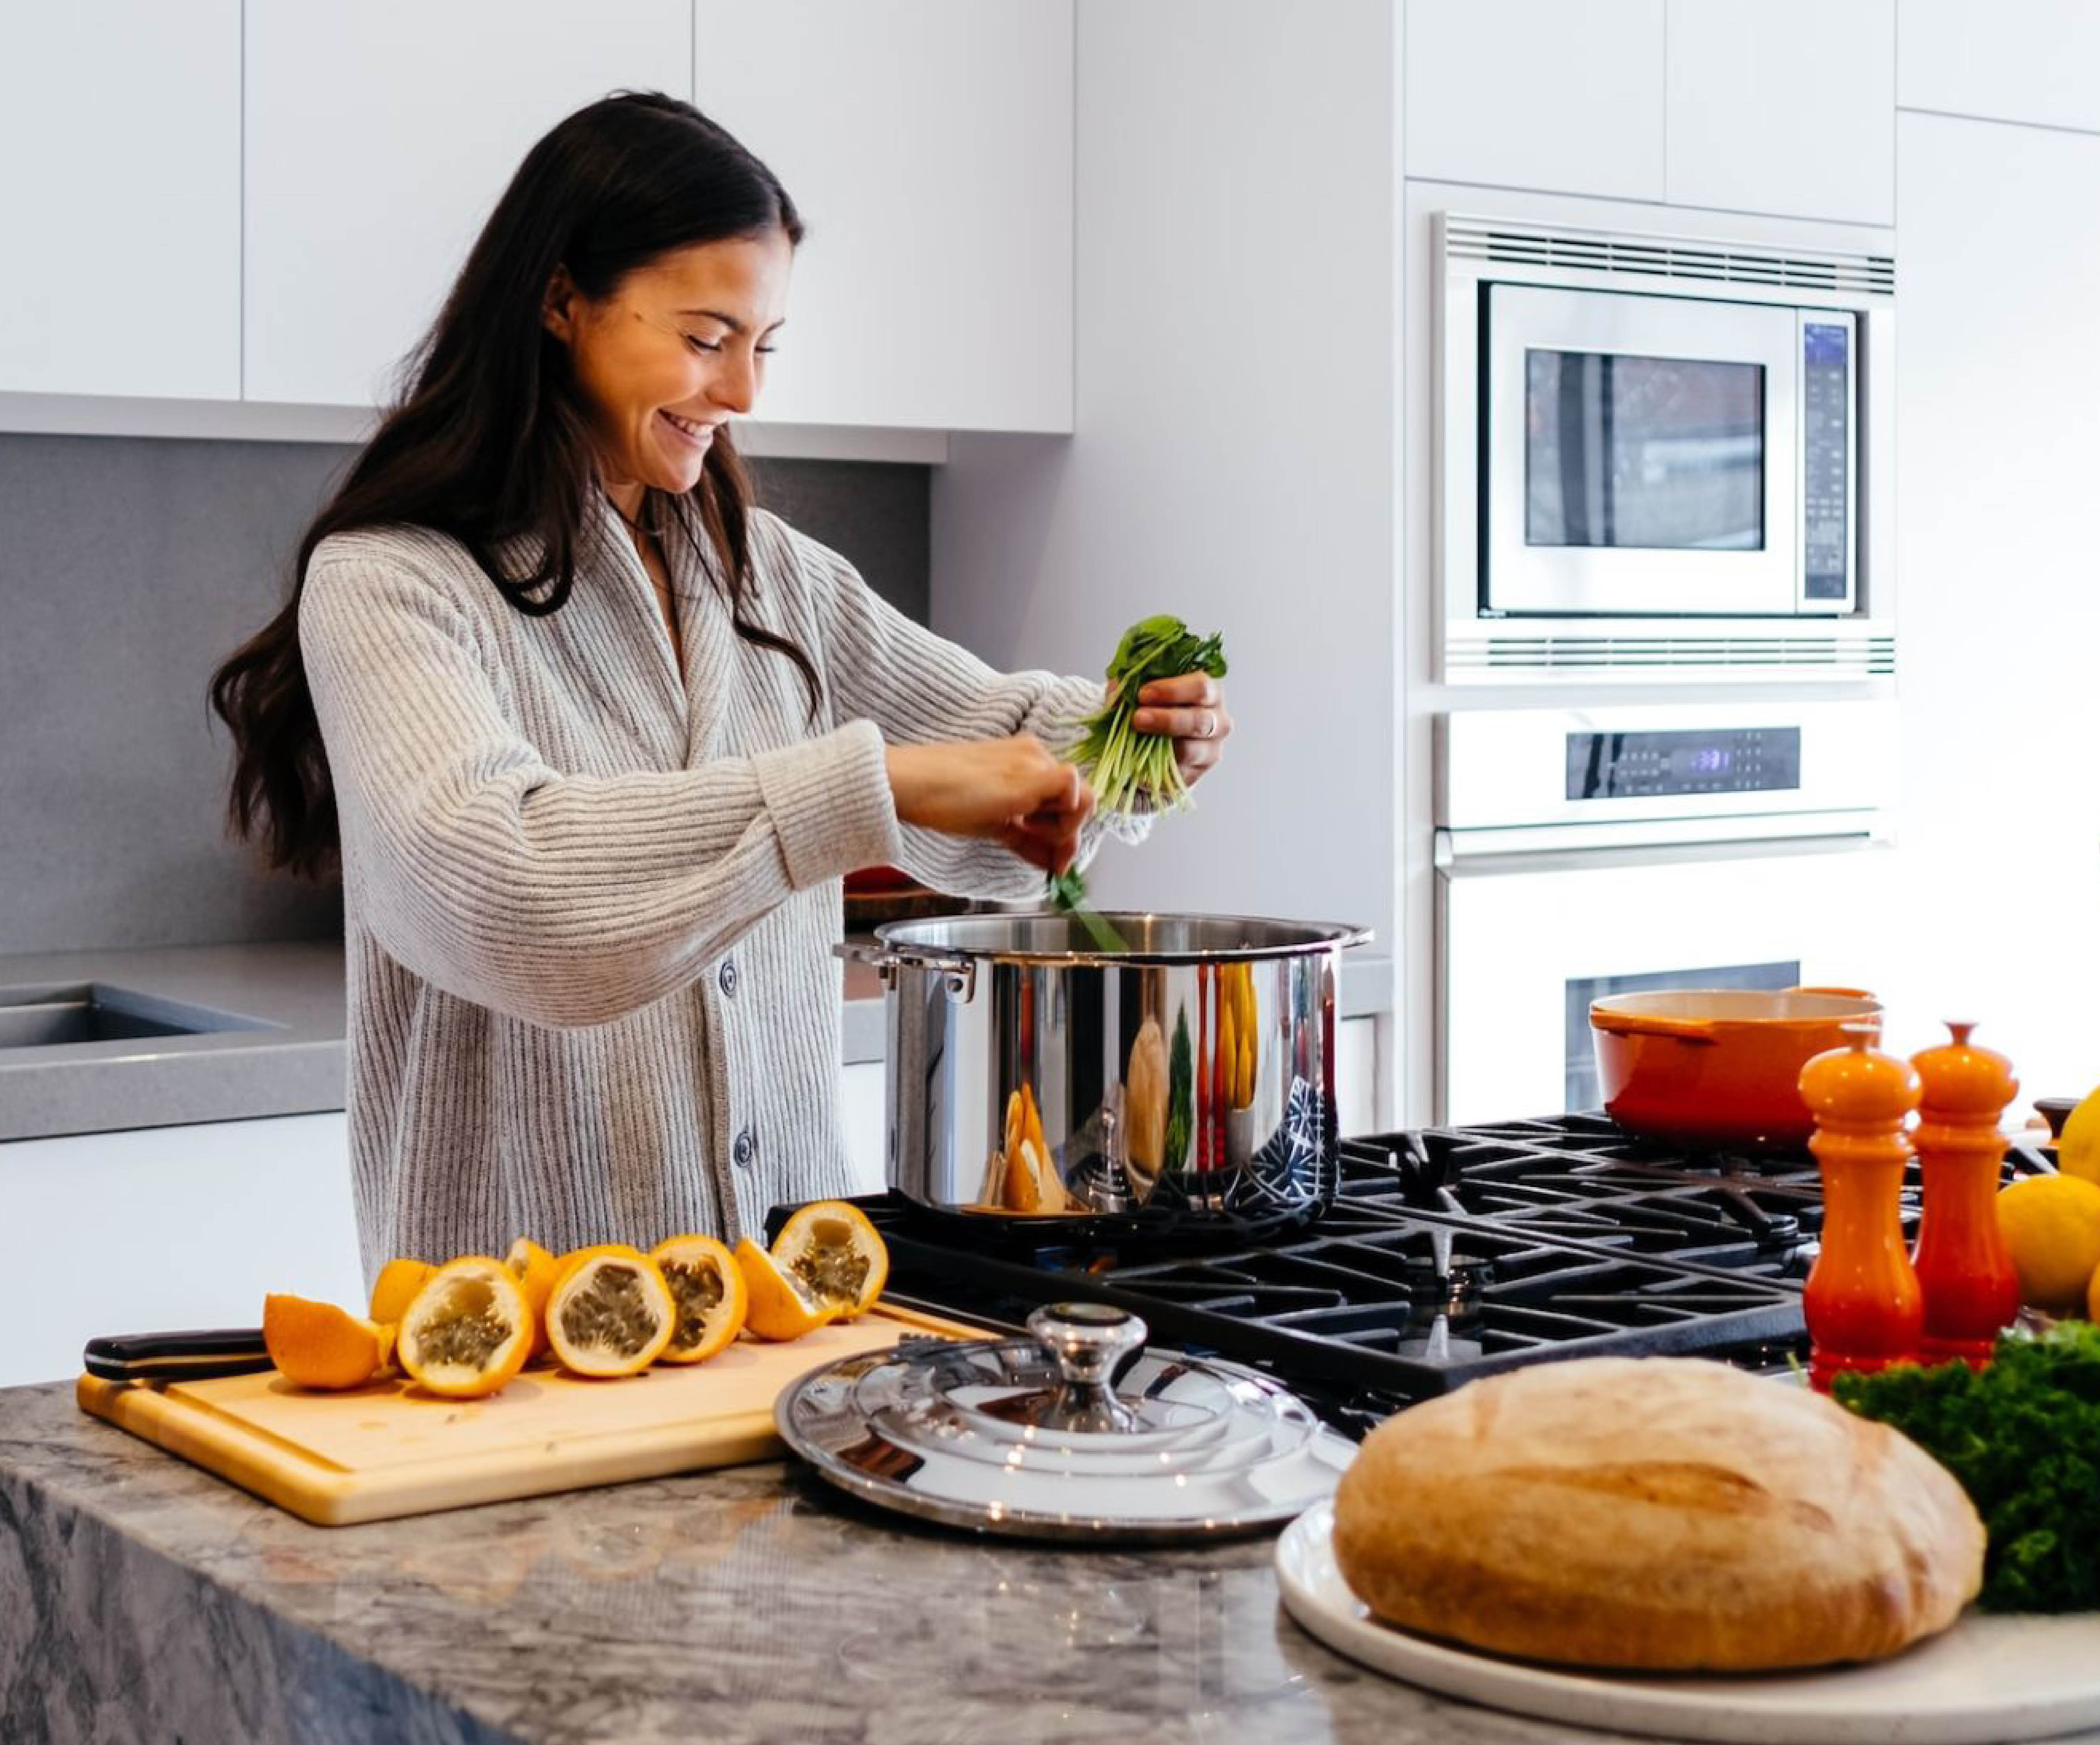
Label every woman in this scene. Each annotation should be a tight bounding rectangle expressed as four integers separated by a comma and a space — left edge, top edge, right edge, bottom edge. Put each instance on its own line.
211, 93, 1231, 1279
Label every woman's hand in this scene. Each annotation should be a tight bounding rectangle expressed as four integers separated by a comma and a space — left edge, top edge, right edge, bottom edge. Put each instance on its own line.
1132, 672, 1233, 790
886, 736, 1096, 874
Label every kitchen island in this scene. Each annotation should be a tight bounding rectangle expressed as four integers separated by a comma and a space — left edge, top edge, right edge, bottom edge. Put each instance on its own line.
0, 1379, 1748, 1745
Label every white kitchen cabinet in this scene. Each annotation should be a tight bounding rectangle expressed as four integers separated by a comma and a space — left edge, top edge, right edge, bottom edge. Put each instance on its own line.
1665, 0, 1893, 223
1899, 0, 2100, 134
243, 1, 691, 408
1405, 0, 1666, 201
693, 0, 1073, 433
1887, 111, 2100, 1103
0, 1113, 361, 1389
839, 1060, 887, 1196
1336, 1016, 1377, 1139
0, 1, 240, 399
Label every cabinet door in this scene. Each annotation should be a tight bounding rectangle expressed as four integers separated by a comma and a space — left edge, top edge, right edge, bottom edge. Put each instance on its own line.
693, 0, 1073, 433
1890, 112, 2100, 1104
839, 1061, 887, 1197
1665, 0, 1893, 224
0, 1113, 360, 1389
1335, 1016, 1377, 1139
0, 1, 239, 398
1900, 0, 2100, 132
1405, 0, 1666, 201
244, 2, 689, 407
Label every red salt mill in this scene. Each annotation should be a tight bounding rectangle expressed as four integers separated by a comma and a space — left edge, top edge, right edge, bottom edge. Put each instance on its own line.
1799, 1023, 1923, 1392
1910, 1021, 2022, 1368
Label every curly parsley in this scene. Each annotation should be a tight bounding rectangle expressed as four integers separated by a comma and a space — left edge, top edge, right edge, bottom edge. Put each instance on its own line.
1833, 1323, 2100, 1612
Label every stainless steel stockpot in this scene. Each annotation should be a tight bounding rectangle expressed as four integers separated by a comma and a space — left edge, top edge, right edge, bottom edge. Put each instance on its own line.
837, 913, 1372, 1236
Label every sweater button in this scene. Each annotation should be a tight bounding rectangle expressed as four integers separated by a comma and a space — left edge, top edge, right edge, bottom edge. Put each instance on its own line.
733, 1128, 756, 1170
719, 958, 738, 998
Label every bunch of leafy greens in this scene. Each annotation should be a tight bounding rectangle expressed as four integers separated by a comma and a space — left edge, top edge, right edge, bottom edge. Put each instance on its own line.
1833, 1322, 2100, 1612
1045, 616, 1229, 948
1068, 615, 1229, 818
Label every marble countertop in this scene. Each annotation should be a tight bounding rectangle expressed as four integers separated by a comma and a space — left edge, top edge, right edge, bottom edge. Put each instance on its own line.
1, 1378, 1639, 1745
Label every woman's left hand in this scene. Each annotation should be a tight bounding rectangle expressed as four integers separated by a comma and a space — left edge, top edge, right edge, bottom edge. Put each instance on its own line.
1132, 673, 1232, 789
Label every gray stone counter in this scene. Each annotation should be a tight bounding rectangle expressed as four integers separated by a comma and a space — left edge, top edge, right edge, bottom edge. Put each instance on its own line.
2, 1379, 1626, 1745
0, 941, 348, 1141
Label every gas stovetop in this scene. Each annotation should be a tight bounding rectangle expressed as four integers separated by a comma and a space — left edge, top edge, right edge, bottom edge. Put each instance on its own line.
771, 1113, 2055, 1440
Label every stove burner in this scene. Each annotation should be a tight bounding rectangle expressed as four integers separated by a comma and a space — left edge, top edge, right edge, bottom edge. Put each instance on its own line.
773, 1115, 2055, 1442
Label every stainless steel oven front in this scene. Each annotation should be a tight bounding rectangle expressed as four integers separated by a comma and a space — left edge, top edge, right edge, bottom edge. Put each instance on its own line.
1437, 212, 1895, 683
1433, 701, 1896, 1125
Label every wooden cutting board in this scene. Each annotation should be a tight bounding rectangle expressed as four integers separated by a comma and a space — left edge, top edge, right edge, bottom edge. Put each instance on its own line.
77, 1302, 985, 1526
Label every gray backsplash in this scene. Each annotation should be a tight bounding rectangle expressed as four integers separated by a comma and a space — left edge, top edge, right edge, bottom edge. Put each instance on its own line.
0, 433, 929, 957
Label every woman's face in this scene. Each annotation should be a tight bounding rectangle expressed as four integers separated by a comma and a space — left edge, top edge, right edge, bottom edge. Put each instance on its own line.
544, 227, 792, 498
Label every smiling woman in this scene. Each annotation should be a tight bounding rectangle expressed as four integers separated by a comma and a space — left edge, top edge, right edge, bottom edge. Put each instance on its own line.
204, 92, 1229, 1279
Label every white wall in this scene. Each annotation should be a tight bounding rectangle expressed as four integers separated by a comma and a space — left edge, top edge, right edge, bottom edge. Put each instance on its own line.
1883, 109, 2100, 1098
929, 0, 1401, 962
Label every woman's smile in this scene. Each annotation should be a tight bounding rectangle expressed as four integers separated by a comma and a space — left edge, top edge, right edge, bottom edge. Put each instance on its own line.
658, 408, 716, 454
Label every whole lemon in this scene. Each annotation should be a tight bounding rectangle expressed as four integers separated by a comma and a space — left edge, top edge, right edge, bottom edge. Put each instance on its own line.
1997, 1174, 2100, 1315
2056, 1085, 2100, 1186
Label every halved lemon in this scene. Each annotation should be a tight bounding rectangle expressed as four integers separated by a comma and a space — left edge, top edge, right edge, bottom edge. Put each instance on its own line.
649, 1233, 749, 1363
545, 1247, 677, 1378
772, 1200, 889, 1320
396, 1257, 533, 1399
368, 1257, 434, 1327
505, 1237, 559, 1363
734, 1237, 837, 1341
263, 1293, 395, 1390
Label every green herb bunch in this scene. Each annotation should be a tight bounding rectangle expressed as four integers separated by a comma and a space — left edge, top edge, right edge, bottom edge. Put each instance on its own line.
1043, 614, 1228, 947
1834, 1322, 2100, 1612
1067, 615, 1229, 819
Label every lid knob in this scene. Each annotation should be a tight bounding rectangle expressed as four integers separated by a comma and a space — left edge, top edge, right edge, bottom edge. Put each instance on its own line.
1026, 1301, 1148, 1434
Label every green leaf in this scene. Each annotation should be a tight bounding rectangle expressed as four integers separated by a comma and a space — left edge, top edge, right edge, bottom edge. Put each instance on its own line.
1834, 1322, 2100, 1611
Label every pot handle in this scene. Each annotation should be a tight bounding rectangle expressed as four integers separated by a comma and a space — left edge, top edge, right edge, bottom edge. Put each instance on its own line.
1589, 1006, 1720, 1044
834, 939, 977, 1003
1787, 985, 1877, 1001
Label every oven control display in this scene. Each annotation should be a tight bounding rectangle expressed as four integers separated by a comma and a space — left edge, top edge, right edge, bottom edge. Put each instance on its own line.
1565, 727, 1803, 799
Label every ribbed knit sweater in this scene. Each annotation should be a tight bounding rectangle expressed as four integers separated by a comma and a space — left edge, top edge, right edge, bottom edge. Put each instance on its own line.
300, 493, 1126, 1283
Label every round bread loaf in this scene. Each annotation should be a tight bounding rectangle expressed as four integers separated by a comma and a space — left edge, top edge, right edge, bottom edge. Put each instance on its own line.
1331, 1357, 1983, 1671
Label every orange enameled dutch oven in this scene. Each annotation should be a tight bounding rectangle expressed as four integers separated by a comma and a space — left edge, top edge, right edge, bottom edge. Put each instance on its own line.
1588, 987, 1883, 1151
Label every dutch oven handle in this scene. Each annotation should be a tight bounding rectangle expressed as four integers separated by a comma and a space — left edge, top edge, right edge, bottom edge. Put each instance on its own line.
1589, 1005, 1720, 1045
834, 939, 977, 1003
1787, 985, 1876, 1000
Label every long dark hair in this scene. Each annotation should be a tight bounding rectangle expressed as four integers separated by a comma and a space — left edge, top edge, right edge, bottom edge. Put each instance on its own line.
211, 91, 818, 878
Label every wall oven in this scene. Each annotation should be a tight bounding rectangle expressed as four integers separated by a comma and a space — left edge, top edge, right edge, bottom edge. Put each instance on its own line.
1434, 701, 1895, 1125
1438, 213, 1894, 682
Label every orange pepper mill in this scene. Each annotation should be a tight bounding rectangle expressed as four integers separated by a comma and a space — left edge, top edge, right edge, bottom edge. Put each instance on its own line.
1799, 1022, 1923, 1392
1910, 1021, 2021, 1369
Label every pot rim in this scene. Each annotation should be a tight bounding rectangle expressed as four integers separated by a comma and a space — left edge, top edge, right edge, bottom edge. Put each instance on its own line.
855, 911, 1374, 970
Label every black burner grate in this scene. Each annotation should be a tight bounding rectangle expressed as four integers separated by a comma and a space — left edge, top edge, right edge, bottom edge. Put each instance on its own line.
772, 1114, 2057, 1439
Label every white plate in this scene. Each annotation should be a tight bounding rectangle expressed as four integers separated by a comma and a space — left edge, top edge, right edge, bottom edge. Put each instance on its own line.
1276, 1500, 2100, 1744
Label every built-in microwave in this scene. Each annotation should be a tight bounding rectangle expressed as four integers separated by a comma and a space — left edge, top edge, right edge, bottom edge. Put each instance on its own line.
1436, 213, 1895, 683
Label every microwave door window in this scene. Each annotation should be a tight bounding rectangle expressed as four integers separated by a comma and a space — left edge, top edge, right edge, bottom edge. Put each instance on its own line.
1525, 350, 1765, 553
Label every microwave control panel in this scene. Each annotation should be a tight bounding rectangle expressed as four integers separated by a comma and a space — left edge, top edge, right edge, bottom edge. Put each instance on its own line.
1801, 318, 1854, 605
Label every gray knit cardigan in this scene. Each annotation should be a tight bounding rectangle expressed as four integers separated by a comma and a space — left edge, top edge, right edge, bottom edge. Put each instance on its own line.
300, 493, 1125, 1281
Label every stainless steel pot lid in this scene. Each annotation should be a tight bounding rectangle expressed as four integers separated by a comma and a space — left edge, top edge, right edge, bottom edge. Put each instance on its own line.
775, 1301, 1356, 1541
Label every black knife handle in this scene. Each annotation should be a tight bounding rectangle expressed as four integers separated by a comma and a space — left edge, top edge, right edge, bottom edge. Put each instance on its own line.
82, 1328, 274, 1383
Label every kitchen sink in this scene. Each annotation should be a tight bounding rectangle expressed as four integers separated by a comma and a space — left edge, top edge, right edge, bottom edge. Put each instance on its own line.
0, 983, 271, 1050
